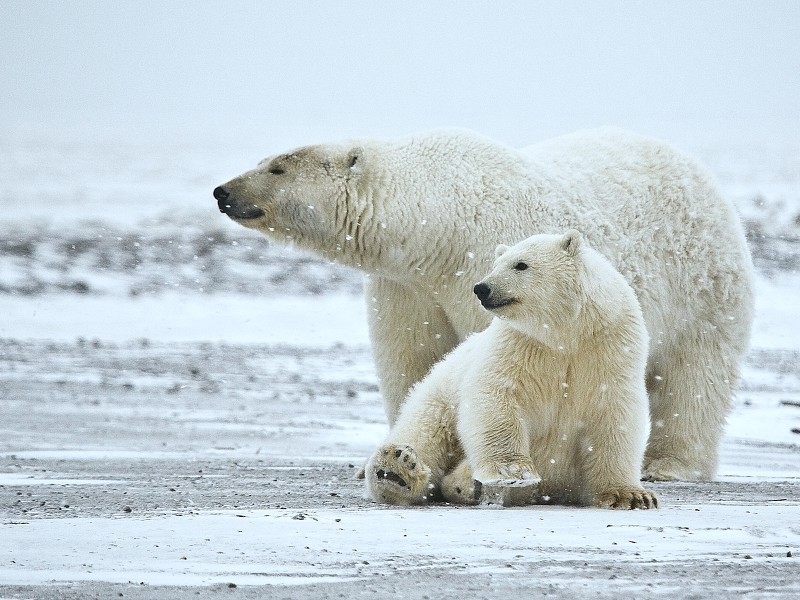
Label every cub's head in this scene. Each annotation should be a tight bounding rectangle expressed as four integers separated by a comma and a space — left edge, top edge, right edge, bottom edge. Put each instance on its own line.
213, 143, 364, 253
473, 230, 585, 337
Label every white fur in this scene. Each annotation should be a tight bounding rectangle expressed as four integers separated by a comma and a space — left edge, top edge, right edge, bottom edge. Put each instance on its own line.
218, 127, 754, 481
364, 231, 657, 508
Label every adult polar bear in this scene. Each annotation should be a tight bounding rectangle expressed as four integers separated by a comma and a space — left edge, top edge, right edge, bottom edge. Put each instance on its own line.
214, 128, 754, 481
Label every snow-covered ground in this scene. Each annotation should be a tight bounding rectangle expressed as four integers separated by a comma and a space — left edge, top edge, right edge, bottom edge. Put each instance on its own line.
1, 130, 798, 598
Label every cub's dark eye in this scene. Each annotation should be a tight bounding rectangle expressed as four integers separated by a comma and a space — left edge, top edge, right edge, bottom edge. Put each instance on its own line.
268, 167, 285, 175
514, 262, 529, 271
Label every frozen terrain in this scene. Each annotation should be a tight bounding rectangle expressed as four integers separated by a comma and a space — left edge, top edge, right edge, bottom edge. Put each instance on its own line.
1, 130, 799, 599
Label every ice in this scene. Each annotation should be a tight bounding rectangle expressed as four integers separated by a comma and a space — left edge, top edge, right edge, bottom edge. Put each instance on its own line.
1, 504, 798, 586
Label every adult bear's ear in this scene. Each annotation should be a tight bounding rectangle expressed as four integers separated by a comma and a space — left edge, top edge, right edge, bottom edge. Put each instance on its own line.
561, 229, 582, 256
494, 244, 509, 258
346, 147, 363, 170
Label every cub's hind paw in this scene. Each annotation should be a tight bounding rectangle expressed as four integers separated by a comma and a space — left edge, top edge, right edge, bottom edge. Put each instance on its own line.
441, 460, 481, 505
365, 444, 433, 505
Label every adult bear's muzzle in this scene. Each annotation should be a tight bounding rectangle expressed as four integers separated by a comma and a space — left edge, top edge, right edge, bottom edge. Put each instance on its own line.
214, 186, 265, 219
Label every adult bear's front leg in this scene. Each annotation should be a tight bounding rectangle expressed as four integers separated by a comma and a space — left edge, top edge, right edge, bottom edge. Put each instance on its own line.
365, 277, 459, 425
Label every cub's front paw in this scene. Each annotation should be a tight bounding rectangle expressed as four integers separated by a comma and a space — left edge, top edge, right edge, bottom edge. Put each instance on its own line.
474, 458, 541, 487
595, 486, 658, 509
473, 458, 541, 507
365, 444, 433, 505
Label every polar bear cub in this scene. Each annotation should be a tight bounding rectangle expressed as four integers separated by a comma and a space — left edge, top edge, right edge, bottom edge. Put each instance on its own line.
365, 230, 657, 508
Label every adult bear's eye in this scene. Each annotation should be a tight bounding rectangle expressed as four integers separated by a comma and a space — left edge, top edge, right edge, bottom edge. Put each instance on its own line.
268, 167, 285, 175
514, 262, 529, 271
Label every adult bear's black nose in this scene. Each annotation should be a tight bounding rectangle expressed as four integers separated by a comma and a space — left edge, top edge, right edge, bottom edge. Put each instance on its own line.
473, 282, 491, 302
213, 186, 229, 201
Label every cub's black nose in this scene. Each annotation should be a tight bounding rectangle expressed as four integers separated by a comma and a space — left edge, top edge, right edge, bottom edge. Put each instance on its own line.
473, 282, 491, 302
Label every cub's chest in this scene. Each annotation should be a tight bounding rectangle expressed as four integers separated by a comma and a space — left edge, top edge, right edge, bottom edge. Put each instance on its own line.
511, 358, 604, 450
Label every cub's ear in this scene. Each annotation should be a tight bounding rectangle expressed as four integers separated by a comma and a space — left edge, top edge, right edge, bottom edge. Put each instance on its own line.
560, 229, 583, 256
494, 244, 509, 259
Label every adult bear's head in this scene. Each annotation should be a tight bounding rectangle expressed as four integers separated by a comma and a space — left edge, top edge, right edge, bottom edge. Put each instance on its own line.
214, 129, 528, 277
214, 142, 369, 261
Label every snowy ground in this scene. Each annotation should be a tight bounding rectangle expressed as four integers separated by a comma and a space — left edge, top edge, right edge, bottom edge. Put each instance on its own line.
0, 132, 798, 598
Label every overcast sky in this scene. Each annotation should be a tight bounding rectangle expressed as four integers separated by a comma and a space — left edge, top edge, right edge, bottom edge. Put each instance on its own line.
2, 1, 798, 149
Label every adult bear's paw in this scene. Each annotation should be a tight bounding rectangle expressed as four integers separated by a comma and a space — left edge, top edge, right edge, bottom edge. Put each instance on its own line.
642, 456, 704, 482
595, 486, 659, 509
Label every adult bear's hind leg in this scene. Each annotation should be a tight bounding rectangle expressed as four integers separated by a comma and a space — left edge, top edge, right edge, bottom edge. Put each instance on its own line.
643, 328, 745, 481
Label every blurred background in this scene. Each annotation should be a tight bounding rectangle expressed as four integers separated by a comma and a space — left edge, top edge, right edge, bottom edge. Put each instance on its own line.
3, 1, 798, 147
0, 0, 798, 344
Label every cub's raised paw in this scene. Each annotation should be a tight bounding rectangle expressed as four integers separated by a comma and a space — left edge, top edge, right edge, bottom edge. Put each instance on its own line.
473, 459, 541, 507
596, 486, 658, 509
365, 444, 433, 505
474, 459, 541, 487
